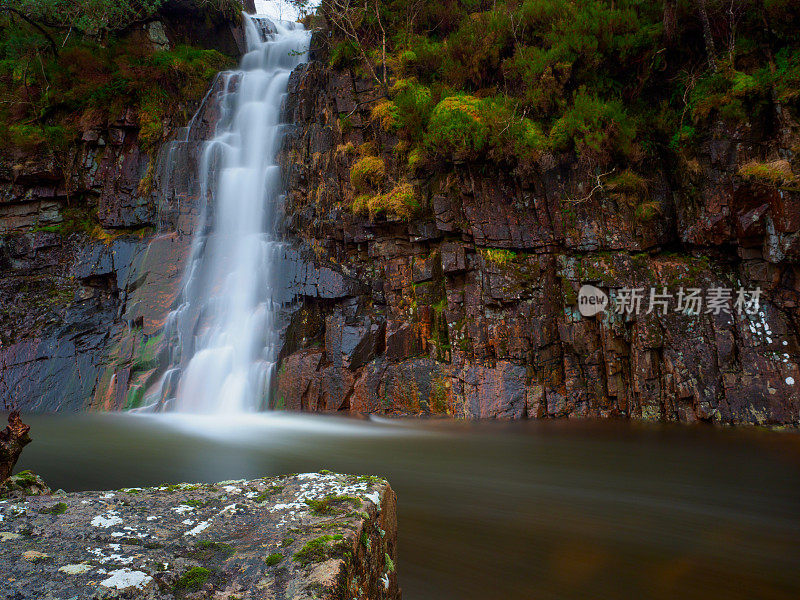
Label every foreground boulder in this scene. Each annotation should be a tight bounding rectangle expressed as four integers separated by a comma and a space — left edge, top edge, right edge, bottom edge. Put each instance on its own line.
0, 472, 400, 599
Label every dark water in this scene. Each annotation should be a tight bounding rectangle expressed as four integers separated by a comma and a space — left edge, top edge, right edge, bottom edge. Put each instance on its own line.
14, 413, 800, 600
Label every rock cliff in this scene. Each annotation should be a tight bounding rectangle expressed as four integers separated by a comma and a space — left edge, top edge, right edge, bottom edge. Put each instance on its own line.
271, 30, 800, 425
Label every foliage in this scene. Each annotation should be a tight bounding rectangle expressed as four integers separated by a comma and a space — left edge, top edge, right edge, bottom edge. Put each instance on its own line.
350, 155, 386, 191
365, 182, 418, 220
425, 94, 545, 164
264, 552, 284, 566
1, 0, 165, 36
549, 89, 636, 161
426, 95, 488, 160
319, 0, 800, 176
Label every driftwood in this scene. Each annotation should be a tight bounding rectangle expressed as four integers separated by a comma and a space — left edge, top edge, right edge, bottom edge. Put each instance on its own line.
0, 411, 31, 483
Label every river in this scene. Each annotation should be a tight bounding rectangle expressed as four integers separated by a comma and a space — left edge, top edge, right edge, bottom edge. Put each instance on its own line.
15, 414, 800, 599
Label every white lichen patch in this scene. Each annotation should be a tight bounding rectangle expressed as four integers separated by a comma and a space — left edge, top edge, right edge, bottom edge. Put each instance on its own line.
87, 544, 134, 565
58, 563, 92, 575
185, 520, 210, 536
146, 516, 159, 521
223, 485, 242, 494
101, 493, 115, 499
91, 510, 123, 528
111, 525, 151, 540
172, 505, 195, 515
269, 473, 381, 517
0, 532, 21, 541
182, 519, 195, 525
99, 568, 152, 590
787, 376, 795, 386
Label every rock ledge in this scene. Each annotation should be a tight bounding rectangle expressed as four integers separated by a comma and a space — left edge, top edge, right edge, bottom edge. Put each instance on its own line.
0, 472, 400, 599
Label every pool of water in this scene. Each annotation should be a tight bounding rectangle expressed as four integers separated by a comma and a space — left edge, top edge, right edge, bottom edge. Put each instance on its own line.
14, 413, 800, 599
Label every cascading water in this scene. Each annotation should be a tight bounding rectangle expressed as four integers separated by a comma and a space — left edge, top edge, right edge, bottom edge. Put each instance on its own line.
153, 16, 310, 413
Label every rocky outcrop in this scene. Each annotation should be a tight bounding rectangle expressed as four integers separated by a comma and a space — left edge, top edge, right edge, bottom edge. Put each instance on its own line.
0, 472, 400, 600
271, 34, 800, 426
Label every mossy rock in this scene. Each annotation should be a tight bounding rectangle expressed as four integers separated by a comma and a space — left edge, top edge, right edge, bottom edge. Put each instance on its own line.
0, 470, 51, 499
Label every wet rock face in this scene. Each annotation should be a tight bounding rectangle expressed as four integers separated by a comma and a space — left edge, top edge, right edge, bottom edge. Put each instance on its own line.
0, 52, 227, 411
273, 51, 800, 425
0, 473, 400, 600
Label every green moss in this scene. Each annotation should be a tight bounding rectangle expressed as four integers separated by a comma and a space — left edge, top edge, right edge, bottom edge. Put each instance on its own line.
264, 552, 284, 566
480, 248, 517, 265
305, 494, 363, 515
293, 534, 349, 566
174, 567, 211, 593
739, 160, 796, 187
193, 540, 235, 560
255, 485, 283, 503
281, 537, 295, 547
385, 553, 395, 572
40, 502, 68, 515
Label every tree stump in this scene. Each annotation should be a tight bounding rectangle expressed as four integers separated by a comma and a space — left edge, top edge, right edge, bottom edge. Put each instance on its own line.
0, 411, 31, 483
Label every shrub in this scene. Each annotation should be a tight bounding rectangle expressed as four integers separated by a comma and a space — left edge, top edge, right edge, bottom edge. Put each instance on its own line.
606, 170, 648, 195
391, 79, 434, 142
371, 100, 401, 132
549, 89, 636, 162
366, 182, 419, 220
443, 9, 513, 89
330, 40, 359, 68
426, 95, 488, 160
407, 147, 426, 171
7, 124, 73, 150
399, 35, 444, 81
350, 156, 386, 192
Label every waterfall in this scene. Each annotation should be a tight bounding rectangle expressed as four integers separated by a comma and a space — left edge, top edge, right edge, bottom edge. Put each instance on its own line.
154, 15, 310, 413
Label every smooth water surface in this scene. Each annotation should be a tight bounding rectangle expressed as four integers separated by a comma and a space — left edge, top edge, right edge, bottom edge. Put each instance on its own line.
15, 415, 800, 599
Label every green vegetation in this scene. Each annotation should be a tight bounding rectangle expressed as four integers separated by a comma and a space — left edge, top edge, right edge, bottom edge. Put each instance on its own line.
350, 155, 386, 191
480, 248, 517, 265
0, 1, 236, 159
174, 566, 211, 593
293, 534, 350, 566
316, 0, 800, 179
193, 540, 235, 560
40, 502, 67, 515
304, 494, 363, 515
356, 182, 419, 220
739, 159, 797, 186
264, 552, 284, 566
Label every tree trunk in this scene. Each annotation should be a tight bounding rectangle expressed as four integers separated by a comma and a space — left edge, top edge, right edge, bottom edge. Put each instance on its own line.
756, 0, 796, 144
663, 0, 678, 45
697, 0, 717, 72
0, 412, 31, 483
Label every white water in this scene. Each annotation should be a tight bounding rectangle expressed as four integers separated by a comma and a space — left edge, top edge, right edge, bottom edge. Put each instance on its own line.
163, 16, 310, 413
